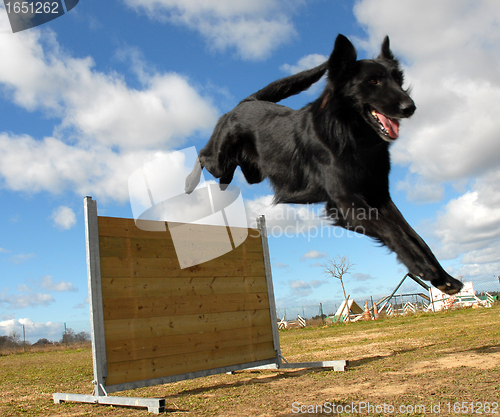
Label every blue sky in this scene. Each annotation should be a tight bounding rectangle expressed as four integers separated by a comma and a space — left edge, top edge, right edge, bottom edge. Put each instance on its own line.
1, 0, 500, 341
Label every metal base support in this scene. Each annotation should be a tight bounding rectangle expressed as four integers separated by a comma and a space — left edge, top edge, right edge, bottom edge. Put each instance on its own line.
53, 393, 166, 414
245, 359, 348, 372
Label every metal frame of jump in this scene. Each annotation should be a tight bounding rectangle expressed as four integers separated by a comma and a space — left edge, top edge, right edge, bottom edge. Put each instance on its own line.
53, 197, 347, 414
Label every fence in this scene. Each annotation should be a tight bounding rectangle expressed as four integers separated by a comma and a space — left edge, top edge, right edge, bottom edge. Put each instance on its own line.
275, 275, 499, 322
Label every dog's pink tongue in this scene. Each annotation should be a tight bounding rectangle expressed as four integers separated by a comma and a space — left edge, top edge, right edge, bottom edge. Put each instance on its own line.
377, 112, 399, 139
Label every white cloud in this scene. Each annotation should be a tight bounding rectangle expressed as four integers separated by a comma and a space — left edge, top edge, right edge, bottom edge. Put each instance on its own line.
0, 292, 55, 309
288, 280, 312, 298
16, 284, 31, 293
290, 280, 310, 290
74, 297, 89, 309
51, 206, 76, 230
288, 278, 328, 298
300, 250, 327, 261
352, 273, 375, 282
0, 318, 63, 341
396, 174, 444, 204
122, 0, 299, 60
280, 53, 328, 96
8, 252, 36, 264
0, 16, 218, 149
0, 275, 76, 310
0, 133, 162, 201
281, 54, 328, 75
245, 194, 326, 236
310, 279, 328, 288
0, 16, 219, 202
353, 0, 500, 278
40, 275, 77, 293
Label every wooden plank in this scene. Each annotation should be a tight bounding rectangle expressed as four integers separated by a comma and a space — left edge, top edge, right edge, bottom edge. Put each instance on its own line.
166, 222, 248, 243
98, 216, 261, 245
99, 236, 263, 260
106, 325, 273, 363
101, 276, 269, 299
105, 341, 276, 386
99, 236, 176, 259
102, 292, 270, 320
103, 309, 272, 342
98, 217, 169, 239
100, 257, 266, 278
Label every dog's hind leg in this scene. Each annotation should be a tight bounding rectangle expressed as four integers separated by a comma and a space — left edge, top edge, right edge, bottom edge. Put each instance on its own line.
185, 156, 203, 194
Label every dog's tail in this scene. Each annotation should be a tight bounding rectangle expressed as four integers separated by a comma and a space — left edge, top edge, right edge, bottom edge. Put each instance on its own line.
243, 61, 328, 104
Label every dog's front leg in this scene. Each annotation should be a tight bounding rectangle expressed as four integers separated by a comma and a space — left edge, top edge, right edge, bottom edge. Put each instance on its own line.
329, 197, 463, 295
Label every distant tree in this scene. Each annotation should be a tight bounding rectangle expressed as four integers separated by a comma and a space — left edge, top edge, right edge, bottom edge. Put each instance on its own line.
61, 328, 75, 345
60, 328, 90, 345
322, 255, 353, 321
8, 331, 21, 345
34, 338, 53, 346
0, 335, 17, 348
74, 331, 90, 343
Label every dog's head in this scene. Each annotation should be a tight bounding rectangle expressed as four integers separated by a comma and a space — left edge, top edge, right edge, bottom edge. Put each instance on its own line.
327, 35, 416, 142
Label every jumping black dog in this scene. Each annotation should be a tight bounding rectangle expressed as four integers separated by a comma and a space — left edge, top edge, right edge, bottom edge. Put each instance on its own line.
185, 34, 463, 295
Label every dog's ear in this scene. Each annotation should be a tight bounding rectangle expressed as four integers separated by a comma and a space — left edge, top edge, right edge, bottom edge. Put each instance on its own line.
378, 36, 394, 60
329, 34, 357, 74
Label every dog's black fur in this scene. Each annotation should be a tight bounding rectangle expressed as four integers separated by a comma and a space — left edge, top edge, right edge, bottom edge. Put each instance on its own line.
185, 34, 463, 295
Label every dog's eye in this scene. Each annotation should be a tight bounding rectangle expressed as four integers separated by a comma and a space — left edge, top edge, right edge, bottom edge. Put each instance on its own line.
369, 79, 378, 85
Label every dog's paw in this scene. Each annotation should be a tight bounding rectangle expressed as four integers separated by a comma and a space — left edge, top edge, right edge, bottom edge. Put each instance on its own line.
431, 277, 463, 295
219, 182, 229, 191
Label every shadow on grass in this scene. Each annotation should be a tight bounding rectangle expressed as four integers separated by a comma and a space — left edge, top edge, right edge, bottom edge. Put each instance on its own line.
346, 345, 433, 368
166, 368, 317, 399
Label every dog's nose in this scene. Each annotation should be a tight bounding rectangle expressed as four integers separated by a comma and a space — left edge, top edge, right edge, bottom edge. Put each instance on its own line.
400, 101, 416, 117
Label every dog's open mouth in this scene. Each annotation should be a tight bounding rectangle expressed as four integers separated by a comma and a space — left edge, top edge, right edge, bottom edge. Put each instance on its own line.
370, 109, 400, 140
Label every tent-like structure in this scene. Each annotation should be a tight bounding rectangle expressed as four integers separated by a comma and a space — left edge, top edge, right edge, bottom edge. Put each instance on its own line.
428, 281, 488, 311
332, 299, 363, 322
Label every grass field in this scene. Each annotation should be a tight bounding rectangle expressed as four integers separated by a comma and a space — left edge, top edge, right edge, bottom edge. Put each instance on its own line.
1, 305, 499, 416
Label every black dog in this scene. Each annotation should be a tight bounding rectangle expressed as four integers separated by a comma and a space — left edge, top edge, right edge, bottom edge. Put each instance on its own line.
186, 34, 463, 295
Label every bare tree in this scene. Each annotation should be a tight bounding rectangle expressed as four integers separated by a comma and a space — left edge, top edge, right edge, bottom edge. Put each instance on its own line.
8, 331, 21, 345
323, 255, 353, 321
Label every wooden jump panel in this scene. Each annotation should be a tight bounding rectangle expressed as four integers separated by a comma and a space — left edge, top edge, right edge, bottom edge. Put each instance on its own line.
105, 341, 276, 386
95, 216, 276, 388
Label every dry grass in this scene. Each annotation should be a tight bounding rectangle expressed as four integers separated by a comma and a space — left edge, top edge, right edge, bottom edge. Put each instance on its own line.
0, 305, 499, 416
0, 341, 91, 356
